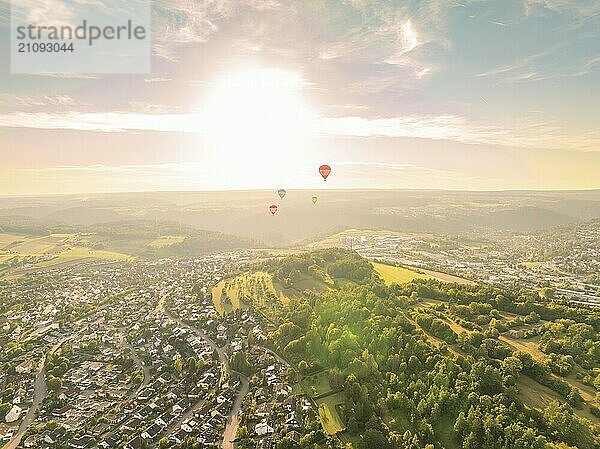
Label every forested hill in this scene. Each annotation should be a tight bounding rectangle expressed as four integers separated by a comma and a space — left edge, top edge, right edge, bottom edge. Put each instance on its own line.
240, 249, 600, 449
0, 216, 258, 257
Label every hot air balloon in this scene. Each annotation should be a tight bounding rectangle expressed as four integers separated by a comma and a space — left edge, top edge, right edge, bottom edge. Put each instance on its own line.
277, 189, 287, 199
269, 204, 278, 215
319, 164, 331, 181
311, 196, 318, 204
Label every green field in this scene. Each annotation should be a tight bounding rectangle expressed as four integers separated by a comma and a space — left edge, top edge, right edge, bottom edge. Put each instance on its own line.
0, 253, 16, 263
296, 371, 334, 397
7, 234, 75, 255
147, 235, 186, 248
34, 247, 134, 268
371, 262, 436, 284
212, 271, 290, 315
316, 392, 346, 435
0, 233, 25, 248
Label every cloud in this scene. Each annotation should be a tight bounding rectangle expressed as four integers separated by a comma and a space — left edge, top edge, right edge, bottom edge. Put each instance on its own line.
329, 160, 502, 190
316, 115, 595, 150
523, 0, 600, 17
1, 94, 81, 108
2, 162, 209, 194
28, 72, 101, 79
474, 38, 599, 83
152, 0, 283, 61
144, 77, 173, 83
10, 0, 76, 28
1, 110, 598, 152
474, 1, 600, 83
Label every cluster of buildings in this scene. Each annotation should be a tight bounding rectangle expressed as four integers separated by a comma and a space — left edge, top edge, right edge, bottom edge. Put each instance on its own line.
337, 227, 600, 306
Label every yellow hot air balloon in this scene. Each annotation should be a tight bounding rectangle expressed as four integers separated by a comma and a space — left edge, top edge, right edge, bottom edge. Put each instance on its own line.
311, 196, 318, 204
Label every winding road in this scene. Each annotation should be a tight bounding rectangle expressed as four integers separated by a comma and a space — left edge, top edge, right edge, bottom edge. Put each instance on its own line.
157, 294, 250, 449
5, 336, 72, 449
222, 375, 249, 449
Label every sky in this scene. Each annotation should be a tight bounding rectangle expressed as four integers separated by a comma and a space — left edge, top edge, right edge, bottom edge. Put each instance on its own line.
0, 0, 599, 195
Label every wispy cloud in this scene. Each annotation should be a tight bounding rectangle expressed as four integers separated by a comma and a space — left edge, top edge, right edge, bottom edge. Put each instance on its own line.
144, 78, 173, 84
1, 110, 598, 152
523, 0, 600, 17
1, 94, 82, 108
152, 0, 283, 61
28, 72, 101, 80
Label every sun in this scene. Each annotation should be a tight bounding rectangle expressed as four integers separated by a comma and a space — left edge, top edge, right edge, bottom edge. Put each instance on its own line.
199, 66, 316, 189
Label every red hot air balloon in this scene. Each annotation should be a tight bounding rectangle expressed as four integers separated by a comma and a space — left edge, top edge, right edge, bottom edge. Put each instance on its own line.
269, 204, 278, 215
319, 164, 331, 181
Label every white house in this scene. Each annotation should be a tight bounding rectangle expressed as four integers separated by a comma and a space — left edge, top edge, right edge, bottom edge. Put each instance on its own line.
5, 405, 22, 423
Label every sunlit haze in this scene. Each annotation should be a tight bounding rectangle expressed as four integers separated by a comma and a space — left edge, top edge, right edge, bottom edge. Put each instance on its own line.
1, 0, 599, 194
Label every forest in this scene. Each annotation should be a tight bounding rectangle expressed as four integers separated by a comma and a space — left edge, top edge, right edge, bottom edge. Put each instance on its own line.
247, 250, 600, 449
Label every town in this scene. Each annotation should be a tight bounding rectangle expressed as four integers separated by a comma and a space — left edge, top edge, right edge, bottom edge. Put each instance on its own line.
333, 222, 600, 307
0, 252, 315, 449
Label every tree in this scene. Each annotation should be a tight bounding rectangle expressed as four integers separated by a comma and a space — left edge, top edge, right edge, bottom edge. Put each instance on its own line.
47, 376, 62, 392
539, 288, 555, 300
174, 358, 183, 374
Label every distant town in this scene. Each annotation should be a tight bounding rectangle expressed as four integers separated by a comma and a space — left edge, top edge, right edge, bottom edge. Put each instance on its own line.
334, 224, 600, 307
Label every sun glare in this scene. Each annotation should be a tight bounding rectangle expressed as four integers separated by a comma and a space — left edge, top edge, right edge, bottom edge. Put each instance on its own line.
200, 67, 316, 188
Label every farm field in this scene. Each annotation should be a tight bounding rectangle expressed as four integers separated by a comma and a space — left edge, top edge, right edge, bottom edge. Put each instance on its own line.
499, 335, 547, 361
147, 235, 186, 248
517, 375, 597, 422
34, 247, 134, 268
212, 271, 290, 315
292, 370, 346, 437
0, 233, 25, 247
372, 261, 475, 285
412, 267, 476, 285
4, 234, 74, 255
371, 261, 438, 284
315, 392, 346, 435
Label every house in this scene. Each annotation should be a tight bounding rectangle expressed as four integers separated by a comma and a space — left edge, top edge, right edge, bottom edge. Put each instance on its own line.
52, 405, 72, 417
100, 435, 121, 448
124, 436, 144, 449
121, 417, 142, 431
45, 428, 67, 444
0, 423, 14, 441
255, 402, 273, 418
286, 431, 302, 444
167, 428, 185, 444
141, 423, 162, 440
15, 359, 33, 374
255, 421, 274, 436
161, 412, 175, 425
68, 435, 92, 448
5, 405, 22, 423
134, 405, 153, 420
24, 434, 43, 447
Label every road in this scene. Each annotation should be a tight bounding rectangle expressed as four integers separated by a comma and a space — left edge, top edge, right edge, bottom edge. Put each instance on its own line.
117, 328, 151, 400
157, 294, 251, 449
5, 336, 72, 449
222, 375, 249, 449
150, 390, 215, 448
158, 294, 229, 385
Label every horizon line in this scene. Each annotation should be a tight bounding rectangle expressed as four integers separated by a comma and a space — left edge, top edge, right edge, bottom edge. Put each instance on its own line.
2, 186, 600, 198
